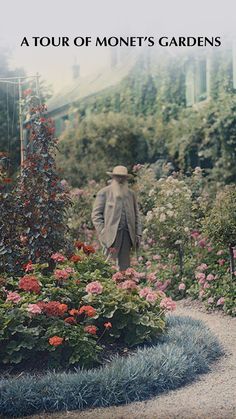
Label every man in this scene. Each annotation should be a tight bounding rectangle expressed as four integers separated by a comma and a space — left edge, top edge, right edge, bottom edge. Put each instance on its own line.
92, 165, 142, 271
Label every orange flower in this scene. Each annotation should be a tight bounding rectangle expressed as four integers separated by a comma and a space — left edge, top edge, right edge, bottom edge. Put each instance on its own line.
69, 309, 79, 316
49, 336, 63, 346
82, 245, 95, 255
70, 254, 82, 263
64, 317, 76, 325
75, 241, 84, 249
59, 303, 68, 314
79, 305, 96, 318
84, 325, 97, 335
104, 322, 112, 329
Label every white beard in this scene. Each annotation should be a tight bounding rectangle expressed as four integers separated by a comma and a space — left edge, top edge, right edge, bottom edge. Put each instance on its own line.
111, 179, 129, 199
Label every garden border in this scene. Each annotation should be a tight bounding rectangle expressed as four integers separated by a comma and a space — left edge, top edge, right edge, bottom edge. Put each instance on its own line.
0, 315, 224, 418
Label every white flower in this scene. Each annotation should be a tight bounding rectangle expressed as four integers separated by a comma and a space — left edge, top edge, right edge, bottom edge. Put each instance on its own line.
166, 210, 174, 217
146, 211, 153, 222
159, 213, 166, 222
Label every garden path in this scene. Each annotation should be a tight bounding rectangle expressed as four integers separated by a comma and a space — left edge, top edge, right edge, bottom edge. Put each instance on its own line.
27, 299, 236, 419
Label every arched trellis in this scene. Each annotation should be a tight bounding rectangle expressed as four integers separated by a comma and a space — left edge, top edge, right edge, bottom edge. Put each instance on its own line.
0, 74, 41, 173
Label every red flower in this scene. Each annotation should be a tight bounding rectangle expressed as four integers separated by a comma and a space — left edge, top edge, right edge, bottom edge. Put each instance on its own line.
69, 309, 79, 316
70, 254, 82, 263
75, 241, 84, 249
2, 178, 12, 184
38, 301, 68, 317
84, 325, 97, 335
104, 322, 112, 329
18, 275, 41, 294
83, 245, 95, 255
78, 305, 96, 318
23, 261, 34, 272
64, 316, 76, 325
49, 336, 63, 346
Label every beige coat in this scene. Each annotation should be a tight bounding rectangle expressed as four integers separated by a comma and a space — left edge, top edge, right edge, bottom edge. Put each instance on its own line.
91, 185, 142, 249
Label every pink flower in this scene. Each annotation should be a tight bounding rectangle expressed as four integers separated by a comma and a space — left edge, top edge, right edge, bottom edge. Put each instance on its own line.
54, 269, 70, 281
138, 256, 144, 262
112, 272, 124, 282
24, 261, 34, 272
86, 281, 103, 294
207, 247, 213, 252
196, 263, 208, 271
216, 297, 225, 306
198, 238, 207, 248
195, 272, 206, 281
146, 292, 158, 304
65, 267, 75, 274
51, 253, 66, 263
147, 272, 157, 283
152, 254, 161, 261
6, 291, 21, 304
132, 163, 144, 172
206, 274, 215, 281
155, 280, 171, 291
124, 267, 136, 277
178, 282, 186, 291
139, 287, 153, 298
191, 230, 200, 239
208, 297, 214, 304
145, 261, 152, 267
218, 259, 226, 266
119, 280, 137, 290
217, 250, 225, 256
27, 303, 42, 315
160, 297, 176, 311
203, 282, 210, 289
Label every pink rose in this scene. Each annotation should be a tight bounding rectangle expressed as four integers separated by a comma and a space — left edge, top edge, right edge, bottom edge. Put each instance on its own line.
112, 272, 124, 282
196, 263, 208, 271
191, 231, 200, 239
218, 259, 226, 266
155, 280, 171, 291
86, 281, 103, 294
208, 297, 214, 304
51, 253, 66, 263
145, 261, 152, 267
198, 238, 207, 248
160, 297, 176, 311
153, 254, 162, 261
65, 267, 75, 274
178, 283, 186, 291
217, 250, 225, 256
27, 303, 42, 315
195, 272, 206, 281
203, 282, 210, 289
216, 297, 225, 306
6, 291, 21, 304
206, 274, 215, 281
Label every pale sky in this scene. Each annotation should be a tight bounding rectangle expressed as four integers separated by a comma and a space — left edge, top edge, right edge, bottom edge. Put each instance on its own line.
0, 0, 235, 92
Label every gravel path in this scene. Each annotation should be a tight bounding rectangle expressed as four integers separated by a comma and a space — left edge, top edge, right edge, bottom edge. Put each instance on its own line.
26, 299, 236, 419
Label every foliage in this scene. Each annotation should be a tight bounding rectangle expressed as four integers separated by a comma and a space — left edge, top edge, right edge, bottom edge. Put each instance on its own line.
0, 248, 168, 369
0, 315, 223, 418
56, 112, 150, 186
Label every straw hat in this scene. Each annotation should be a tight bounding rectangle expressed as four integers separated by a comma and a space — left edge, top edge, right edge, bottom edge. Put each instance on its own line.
106, 165, 132, 178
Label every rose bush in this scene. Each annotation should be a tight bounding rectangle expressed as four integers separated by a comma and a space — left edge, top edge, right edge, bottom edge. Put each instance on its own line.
0, 245, 171, 370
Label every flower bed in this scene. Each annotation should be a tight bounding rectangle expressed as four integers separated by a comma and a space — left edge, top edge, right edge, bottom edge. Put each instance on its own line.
0, 246, 174, 371
0, 315, 223, 418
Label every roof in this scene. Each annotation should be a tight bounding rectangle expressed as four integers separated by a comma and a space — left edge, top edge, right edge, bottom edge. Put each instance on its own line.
47, 53, 138, 113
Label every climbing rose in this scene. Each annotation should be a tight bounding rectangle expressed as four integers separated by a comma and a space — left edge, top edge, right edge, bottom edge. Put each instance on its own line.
86, 281, 103, 294
218, 259, 226, 266
18, 275, 41, 294
195, 272, 206, 281
51, 253, 66, 262
49, 336, 64, 346
6, 291, 21, 303
178, 283, 186, 291
160, 297, 176, 311
206, 274, 215, 281
78, 305, 96, 317
196, 263, 208, 271
84, 325, 97, 335
27, 303, 42, 315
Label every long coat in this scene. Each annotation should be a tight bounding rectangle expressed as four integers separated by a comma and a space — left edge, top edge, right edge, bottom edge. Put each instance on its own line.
91, 185, 142, 249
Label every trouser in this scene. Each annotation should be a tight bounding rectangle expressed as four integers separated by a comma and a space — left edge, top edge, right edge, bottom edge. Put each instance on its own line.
107, 229, 132, 271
